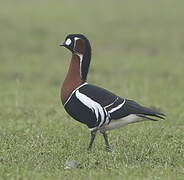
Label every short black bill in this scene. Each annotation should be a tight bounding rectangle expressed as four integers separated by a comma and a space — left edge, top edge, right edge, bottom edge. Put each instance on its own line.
59, 42, 65, 46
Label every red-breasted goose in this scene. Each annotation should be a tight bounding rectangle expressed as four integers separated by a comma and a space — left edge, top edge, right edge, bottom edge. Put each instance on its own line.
59, 34, 165, 151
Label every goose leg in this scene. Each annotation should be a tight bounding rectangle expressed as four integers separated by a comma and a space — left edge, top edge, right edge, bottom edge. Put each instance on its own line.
100, 130, 111, 152
87, 130, 97, 151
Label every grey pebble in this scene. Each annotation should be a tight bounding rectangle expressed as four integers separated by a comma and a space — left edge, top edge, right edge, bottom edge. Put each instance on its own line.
64, 160, 81, 170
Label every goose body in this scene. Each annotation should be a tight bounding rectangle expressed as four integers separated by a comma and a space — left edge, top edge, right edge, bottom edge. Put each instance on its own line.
59, 34, 165, 151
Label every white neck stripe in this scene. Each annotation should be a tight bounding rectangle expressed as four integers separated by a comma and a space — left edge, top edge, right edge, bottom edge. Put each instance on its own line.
74, 37, 80, 49
74, 52, 83, 80
108, 99, 126, 114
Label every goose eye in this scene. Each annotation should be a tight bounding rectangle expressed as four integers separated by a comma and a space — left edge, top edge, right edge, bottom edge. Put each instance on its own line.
65, 38, 72, 45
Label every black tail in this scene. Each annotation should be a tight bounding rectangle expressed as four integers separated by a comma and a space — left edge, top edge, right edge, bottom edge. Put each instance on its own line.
136, 114, 165, 121
125, 99, 166, 121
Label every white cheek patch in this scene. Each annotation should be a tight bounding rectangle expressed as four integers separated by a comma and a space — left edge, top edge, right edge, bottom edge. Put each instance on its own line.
65, 38, 72, 45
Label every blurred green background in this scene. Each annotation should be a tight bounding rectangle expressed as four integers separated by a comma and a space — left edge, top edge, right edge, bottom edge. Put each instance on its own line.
0, 0, 184, 179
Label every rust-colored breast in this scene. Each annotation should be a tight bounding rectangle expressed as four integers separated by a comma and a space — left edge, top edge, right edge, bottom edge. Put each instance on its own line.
61, 54, 83, 105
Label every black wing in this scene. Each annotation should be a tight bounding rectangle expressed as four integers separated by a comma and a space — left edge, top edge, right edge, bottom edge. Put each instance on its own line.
79, 84, 165, 121
79, 83, 120, 107
109, 99, 165, 121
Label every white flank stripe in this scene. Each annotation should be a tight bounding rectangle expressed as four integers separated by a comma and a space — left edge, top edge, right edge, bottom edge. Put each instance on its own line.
108, 99, 126, 114
98, 108, 105, 127
104, 97, 118, 108
75, 90, 106, 126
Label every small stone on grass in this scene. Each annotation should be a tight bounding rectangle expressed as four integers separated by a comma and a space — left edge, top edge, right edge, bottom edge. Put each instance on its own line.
64, 160, 81, 170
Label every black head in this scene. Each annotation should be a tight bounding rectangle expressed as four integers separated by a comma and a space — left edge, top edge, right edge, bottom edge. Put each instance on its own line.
59, 34, 90, 55
60, 34, 92, 81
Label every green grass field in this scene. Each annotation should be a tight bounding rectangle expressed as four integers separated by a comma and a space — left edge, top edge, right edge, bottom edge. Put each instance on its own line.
0, 0, 184, 179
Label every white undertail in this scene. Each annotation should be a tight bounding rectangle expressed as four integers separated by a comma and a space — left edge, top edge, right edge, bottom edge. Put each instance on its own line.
103, 114, 148, 131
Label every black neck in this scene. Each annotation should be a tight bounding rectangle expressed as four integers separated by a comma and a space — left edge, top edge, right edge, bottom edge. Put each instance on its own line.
80, 39, 91, 81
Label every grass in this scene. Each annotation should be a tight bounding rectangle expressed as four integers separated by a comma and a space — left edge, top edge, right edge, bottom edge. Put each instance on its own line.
0, 0, 184, 179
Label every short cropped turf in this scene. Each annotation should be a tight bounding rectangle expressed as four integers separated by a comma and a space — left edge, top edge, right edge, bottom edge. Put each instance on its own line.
0, 0, 184, 179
